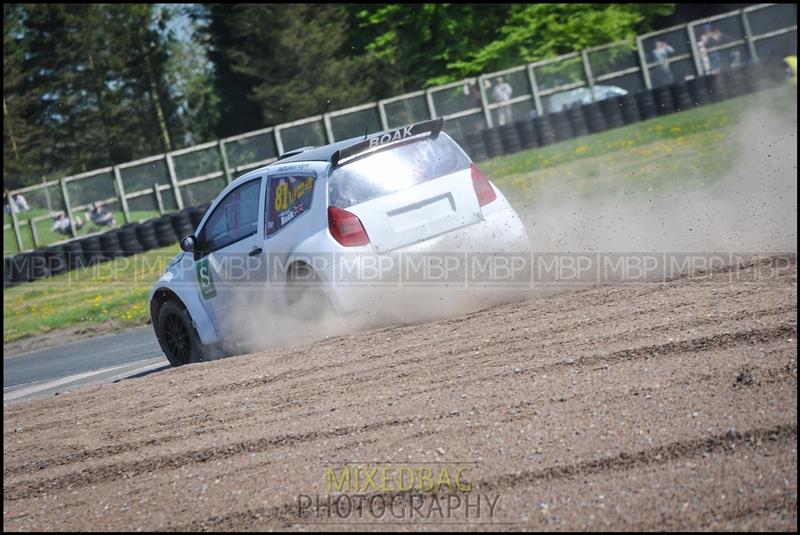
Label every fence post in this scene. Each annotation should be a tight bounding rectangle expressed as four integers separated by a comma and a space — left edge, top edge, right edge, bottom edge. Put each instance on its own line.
6, 190, 24, 252
112, 165, 131, 224
477, 75, 493, 128
741, 9, 759, 62
218, 140, 232, 184
154, 184, 165, 215
687, 23, 704, 76
377, 101, 389, 130
164, 153, 184, 210
526, 65, 544, 116
59, 177, 77, 239
581, 50, 596, 102
322, 113, 336, 144
425, 89, 437, 120
29, 219, 39, 249
636, 36, 653, 89
274, 128, 285, 158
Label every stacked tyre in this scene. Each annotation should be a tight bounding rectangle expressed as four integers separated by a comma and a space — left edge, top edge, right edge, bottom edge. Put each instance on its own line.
654, 86, 675, 115
63, 240, 85, 271
79, 235, 103, 266
636, 89, 658, 120
119, 224, 144, 256
567, 106, 590, 137
533, 115, 556, 146
10, 253, 32, 283
670, 81, 693, 112
687, 76, 710, 107
27, 250, 50, 281
497, 124, 522, 154
600, 98, 625, 129
707, 73, 727, 103
136, 221, 160, 251
190, 203, 210, 229
583, 102, 607, 134
515, 120, 538, 150
481, 128, 505, 159
3, 256, 13, 288
44, 245, 67, 277
550, 111, 574, 142
619, 94, 641, 124
99, 230, 124, 261
465, 131, 489, 162
154, 215, 179, 247
170, 210, 195, 241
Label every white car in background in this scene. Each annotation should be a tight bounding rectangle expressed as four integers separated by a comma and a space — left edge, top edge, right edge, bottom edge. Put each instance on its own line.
544, 85, 629, 113
149, 118, 529, 366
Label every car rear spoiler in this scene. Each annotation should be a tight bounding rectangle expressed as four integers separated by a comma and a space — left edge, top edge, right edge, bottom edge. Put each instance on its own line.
330, 118, 444, 166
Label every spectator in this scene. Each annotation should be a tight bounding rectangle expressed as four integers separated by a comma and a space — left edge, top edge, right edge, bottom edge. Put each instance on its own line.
52, 211, 84, 236
698, 24, 723, 75
652, 40, 675, 85
463, 82, 482, 110
491, 76, 513, 126
13, 193, 30, 211
89, 201, 116, 227
4, 189, 17, 215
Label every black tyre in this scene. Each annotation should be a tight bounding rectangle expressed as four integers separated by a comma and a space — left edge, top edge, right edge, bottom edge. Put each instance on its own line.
156, 300, 208, 367
481, 128, 505, 159
515, 120, 539, 149
687, 76, 710, 107
154, 216, 179, 246
567, 106, 590, 137
619, 94, 641, 124
498, 124, 522, 154
600, 98, 625, 129
44, 245, 67, 276
119, 225, 143, 255
99, 230, 124, 260
654, 86, 675, 115
636, 89, 658, 120
533, 115, 556, 146
583, 102, 607, 133
466, 131, 489, 162
707, 73, 727, 103
63, 241, 86, 270
79, 236, 103, 266
670, 81, 693, 112
550, 110, 574, 142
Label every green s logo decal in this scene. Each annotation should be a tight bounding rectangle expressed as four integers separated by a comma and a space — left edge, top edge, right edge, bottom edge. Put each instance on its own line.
196, 258, 217, 299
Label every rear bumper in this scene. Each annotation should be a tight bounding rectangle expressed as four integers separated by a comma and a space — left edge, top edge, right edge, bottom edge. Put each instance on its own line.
320, 193, 530, 313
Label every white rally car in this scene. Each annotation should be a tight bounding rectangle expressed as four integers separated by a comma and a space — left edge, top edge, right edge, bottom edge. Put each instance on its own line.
150, 118, 529, 366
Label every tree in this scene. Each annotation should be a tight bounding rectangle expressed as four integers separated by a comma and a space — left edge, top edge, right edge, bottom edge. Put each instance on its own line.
196, 4, 380, 138
446, 4, 675, 79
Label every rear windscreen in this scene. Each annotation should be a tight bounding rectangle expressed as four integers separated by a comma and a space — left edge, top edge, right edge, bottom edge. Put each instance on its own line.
328, 133, 471, 209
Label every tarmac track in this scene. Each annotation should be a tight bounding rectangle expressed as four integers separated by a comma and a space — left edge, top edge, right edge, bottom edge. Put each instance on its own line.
2, 257, 797, 531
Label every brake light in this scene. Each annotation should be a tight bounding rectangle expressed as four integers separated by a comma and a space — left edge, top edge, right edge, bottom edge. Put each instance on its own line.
328, 206, 370, 246
471, 163, 496, 206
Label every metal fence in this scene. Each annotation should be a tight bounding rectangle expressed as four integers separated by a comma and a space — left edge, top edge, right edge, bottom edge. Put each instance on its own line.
4, 3, 797, 253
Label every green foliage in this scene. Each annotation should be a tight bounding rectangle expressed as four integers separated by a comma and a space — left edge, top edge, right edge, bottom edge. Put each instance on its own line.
447, 4, 675, 78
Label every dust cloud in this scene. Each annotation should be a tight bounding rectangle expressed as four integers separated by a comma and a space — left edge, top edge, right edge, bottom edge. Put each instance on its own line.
520, 93, 797, 253
224, 88, 797, 355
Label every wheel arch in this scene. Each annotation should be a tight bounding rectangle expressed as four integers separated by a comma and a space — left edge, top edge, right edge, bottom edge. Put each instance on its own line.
150, 285, 219, 346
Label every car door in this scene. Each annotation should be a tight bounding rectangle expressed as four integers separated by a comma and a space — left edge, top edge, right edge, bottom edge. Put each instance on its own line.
194, 177, 266, 337
263, 169, 321, 300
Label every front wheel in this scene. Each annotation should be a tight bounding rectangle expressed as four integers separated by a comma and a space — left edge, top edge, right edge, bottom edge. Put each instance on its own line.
156, 300, 208, 366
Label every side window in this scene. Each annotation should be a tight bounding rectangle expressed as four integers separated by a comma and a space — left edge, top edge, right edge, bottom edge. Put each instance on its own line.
200, 179, 262, 252
266, 174, 315, 237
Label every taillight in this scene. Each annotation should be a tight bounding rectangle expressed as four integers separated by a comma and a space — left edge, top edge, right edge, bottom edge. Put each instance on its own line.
471, 163, 496, 206
328, 206, 370, 246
